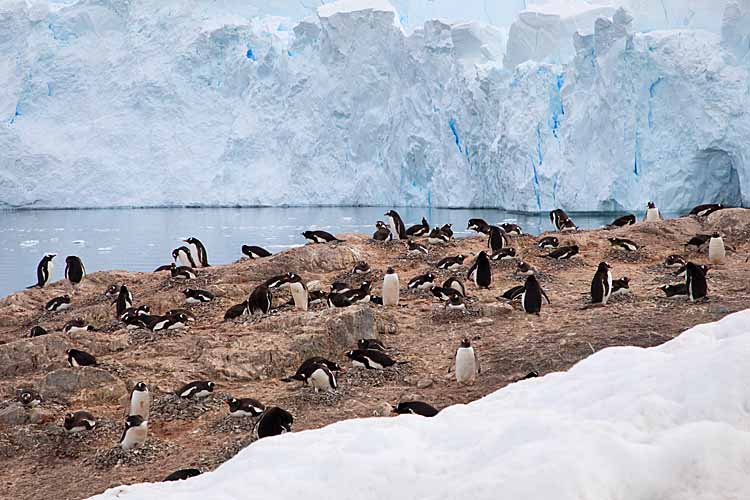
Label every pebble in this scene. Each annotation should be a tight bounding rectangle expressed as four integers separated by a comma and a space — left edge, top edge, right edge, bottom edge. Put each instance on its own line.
416, 378, 433, 389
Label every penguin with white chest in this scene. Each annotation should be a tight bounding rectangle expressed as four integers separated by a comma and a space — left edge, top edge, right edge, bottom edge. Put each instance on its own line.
172, 246, 197, 268
346, 349, 398, 370
225, 397, 265, 417
521, 275, 550, 314
63, 318, 95, 334
177, 381, 215, 399
28, 254, 56, 288
488, 226, 507, 253
247, 284, 273, 314
67, 348, 97, 367
645, 201, 661, 222
120, 415, 148, 450
708, 232, 725, 264
382, 267, 400, 306
384, 210, 407, 240
308, 363, 337, 393
183, 288, 214, 304
256, 407, 294, 439
183, 237, 209, 267
437, 255, 465, 271
284, 273, 309, 311
113, 285, 133, 317
129, 382, 151, 419
453, 338, 480, 385
590, 262, 613, 305
63, 411, 96, 433
467, 251, 492, 288
408, 272, 435, 290
242, 245, 272, 259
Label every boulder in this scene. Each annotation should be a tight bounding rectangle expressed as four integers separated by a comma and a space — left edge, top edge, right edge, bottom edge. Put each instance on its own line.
325, 306, 398, 348
0, 403, 28, 427
0, 335, 69, 377
38, 367, 126, 404
708, 208, 750, 239
478, 303, 513, 318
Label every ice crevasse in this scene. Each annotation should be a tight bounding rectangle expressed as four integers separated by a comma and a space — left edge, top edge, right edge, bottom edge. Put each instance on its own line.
0, 0, 749, 211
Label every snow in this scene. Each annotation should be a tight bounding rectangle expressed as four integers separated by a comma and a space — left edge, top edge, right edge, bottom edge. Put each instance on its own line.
90, 310, 750, 499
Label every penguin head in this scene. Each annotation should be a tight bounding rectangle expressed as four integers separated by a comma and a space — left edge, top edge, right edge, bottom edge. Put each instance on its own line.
460, 338, 471, 348
360, 281, 371, 291
206, 381, 216, 390
598, 261, 611, 271
171, 249, 180, 260
457, 255, 465, 262
134, 382, 148, 392
344, 350, 355, 359
19, 391, 35, 405
477, 251, 488, 260
647, 201, 656, 208
711, 232, 720, 238
442, 223, 452, 229
64, 413, 75, 425
426, 272, 434, 280
384, 210, 396, 217
174, 313, 189, 322
224, 397, 237, 406
184, 237, 198, 244
44, 253, 56, 261
286, 272, 302, 283
386, 267, 396, 275
137, 305, 150, 315
620, 277, 630, 287
375, 221, 386, 228
63, 294, 71, 300
105, 284, 119, 296
182, 288, 193, 295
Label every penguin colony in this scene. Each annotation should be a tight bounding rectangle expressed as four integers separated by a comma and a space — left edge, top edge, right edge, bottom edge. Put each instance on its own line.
6, 201, 746, 492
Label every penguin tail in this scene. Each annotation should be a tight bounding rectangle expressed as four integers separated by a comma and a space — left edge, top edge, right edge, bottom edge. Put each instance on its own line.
26, 284, 39, 289
395, 360, 409, 365
281, 375, 303, 383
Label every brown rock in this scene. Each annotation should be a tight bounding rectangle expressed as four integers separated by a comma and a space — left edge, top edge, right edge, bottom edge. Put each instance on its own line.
0, 335, 69, 377
0, 403, 28, 427
416, 378, 433, 389
326, 306, 398, 348
478, 303, 513, 318
39, 367, 126, 404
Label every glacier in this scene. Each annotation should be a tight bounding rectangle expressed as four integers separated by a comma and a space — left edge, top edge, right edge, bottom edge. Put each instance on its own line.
0, 0, 749, 211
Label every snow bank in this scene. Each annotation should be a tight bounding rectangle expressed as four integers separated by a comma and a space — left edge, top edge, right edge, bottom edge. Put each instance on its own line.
90, 310, 750, 499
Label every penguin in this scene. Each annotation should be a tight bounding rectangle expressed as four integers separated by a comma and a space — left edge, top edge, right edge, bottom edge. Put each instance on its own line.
521, 275, 550, 314
467, 218, 491, 234
105, 284, 120, 298
67, 349, 97, 368
660, 283, 688, 298
607, 214, 636, 228
373, 221, 391, 241
120, 305, 151, 321
392, 401, 439, 417
549, 209, 577, 231
407, 240, 429, 255
408, 272, 435, 290
673, 263, 709, 279
28, 254, 56, 288
166, 308, 197, 322
685, 234, 712, 251
499, 223, 523, 235
163, 469, 202, 482
445, 294, 466, 312
122, 312, 151, 330
384, 210, 407, 240
225, 397, 265, 417
382, 267, 400, 307
308, 363, 337, 393
242, 245, 272, 259
256, 407, 294, 439
183, 237, 209, 267
644, 201, 661, 222
467, 251, 491, 288
440, 224, 454, 239
17, 389, 42, 407
114, 284, 133, 317
264, 274, 290, 289
500, 284, 525, 301
308, 290, 326, 306
405, 217, 430, 237
545, 245, 579, 260
612, 277, 630, 295
183, 288, 214, 304
63, 318, 95, 334
345, 349, 398, 369
224, 301, 248, 321
358, 338, 386, 351
590, 262, 613, 305
685, 262, 708, 302
437, 255, 465, 271
170, 264, 197, 280
327, 292, 355, 308
302, 230, 341, 244
29, 325, 48, 337
282, 357, 342, 384
537, 236, 559, 249
428, 227, 450, 244
442, 277, 465, 296
283, 272, 309, 311
353, 261, 371, 274
129, 382, 151, 419
430, 286, 462, 302
64, 256, 85, 285
453, 338, 480, 384
487, 226, 506, 253
329, 282, 352, 295
491, 248, 516, 260
149, 313, 189, 332
153, 264, 173, 272
63, 411, 96, 433
516, 261, 537, 276
118, 415, 148, 450
665, 255, 686, 267
247, 284, 272, 314
177, 381, 215, 399
45, 295, 71, 312
339, 281, 370, 304
689, 203, 724, 217
608, 237, 639, 252
708, 232, 725, 264
172, 246, 197, 268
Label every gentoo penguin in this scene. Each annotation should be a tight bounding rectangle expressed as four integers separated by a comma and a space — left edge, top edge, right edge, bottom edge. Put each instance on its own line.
612, 277, 630, 295
242, 245, 272, 259
285, 273, 309, 311
537, 236, 559, 249
63, 411, 96, 433
440, 224, 454, 239
685, 234, 712, 251
163, 469, 202, 482
392, 401, 439, 417
308, 363, 337, 392
17, 389, 42, 407
327, 292, 355, 308
665, 255, 686, 267
358, 338, 386, 351
607, 214, 636, 228
521, 275, 550, 314
28, 254, 56, 288
264, 274, 290, 289
64, 256, 85, 285
183, 237, 209, 267
129, 382, 151, 419
63, 318, 95, 334
373, 221, 391, 241
353, 261, 371, 274
122, 312, 151, 330
225, 397, 265, 417
29, 325, 48, 337
685, 262, 708, 302
114, 284, 133, 317
183, 288, 214, 304
256, 407, 294, 439
500, 284, 525, 301
430, 286, 462, 302
467, 218, 491, 234
382, 267, 400, 307
105, 284, 120, 298
708, 232, 725, 264
166, 308, 196, 322
407, 240, 428, 255
442, 277, 465, 296
590, 262, 613, 305
499, 223, 523, 235
437, 255, 465, 271
673, 263, 709, 279
247, 284, 272, 314
453, 338, 480, 385
120, 415, 148, 450
549, 209, 576, 231
689, 203, 724, 217
172, 246, 197, 268
170, 264, 197, 280
660, 283, 688, 298
67, 348, 97, 367
406, 217, 430, 237
384, 210, 407, 240
445, 294, 467, 312
329, 282, 352, 295
644, 201, 661, 222
467, 251, 491, 288
302, 230, 341, 244
282, 357, 342, 384
333, 281, 370, 305
428, 227, 450, 244
345, 349, 398, 369
308, 290, 326, 306
608, 237, 639, 252
545, 245, 579, 260
491, 248, 517, 260
408, 272, 435, 290
177, 381, 215, 399
120, 305, 150, 320
45, 295, 71, 312
224, 301, 248, 321
516, 261, 538, 276
149, 313, 189, 332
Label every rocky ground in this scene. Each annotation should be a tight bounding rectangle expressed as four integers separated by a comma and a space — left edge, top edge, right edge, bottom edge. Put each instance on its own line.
1, 209, 749, 500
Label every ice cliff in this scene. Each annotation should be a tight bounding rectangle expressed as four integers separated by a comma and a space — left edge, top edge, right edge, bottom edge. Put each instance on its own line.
1, 0, 748, 211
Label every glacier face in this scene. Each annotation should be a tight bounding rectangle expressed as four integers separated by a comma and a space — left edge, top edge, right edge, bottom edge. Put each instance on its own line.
0, 0, 748, 211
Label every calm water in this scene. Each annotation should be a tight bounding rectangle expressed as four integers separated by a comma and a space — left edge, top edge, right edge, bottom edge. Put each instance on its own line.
0, 207, 625, 298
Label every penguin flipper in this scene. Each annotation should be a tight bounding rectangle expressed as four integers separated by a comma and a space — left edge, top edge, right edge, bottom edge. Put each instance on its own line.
541, 289, 551, 304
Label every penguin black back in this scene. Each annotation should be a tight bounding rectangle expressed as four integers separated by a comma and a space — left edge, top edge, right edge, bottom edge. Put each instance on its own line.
488, 226, 506, 253
184, 237, 210, 267
163, 469, 202, 482
686, 262, 708, 301
392, 401, 439, 417
473, 251, 492, 288
28, 254, 56, 288
257, 407, 294, 439
65, 256, 86, 285
522, 275, 549, 314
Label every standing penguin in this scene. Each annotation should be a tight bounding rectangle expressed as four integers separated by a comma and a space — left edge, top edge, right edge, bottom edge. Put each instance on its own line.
645, 201, 661, 222
28, 254, 56, 288
247, 284, 273, 314
488, 226, 507, 253
686, 262, 708, 302
590, 262, 613, 305
65, 256, 86, 286
114, 285, 133, 318
708, 232, 725, 264
184, 237, 209, 267
453, 338, 480, 385
521, 275, 550, 314
382, 267, 400, 307
308, 363, 337, 393
467, 251, 492, 288
256, 407, 294, 439
286, 273, 309, 311
384, 210, 407, 240
172, 246, 197, 268
129, 382, 151, 419
120, 415, 148, 450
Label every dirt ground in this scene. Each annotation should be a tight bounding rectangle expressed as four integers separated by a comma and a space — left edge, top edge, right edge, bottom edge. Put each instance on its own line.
1, 209, 749, 500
